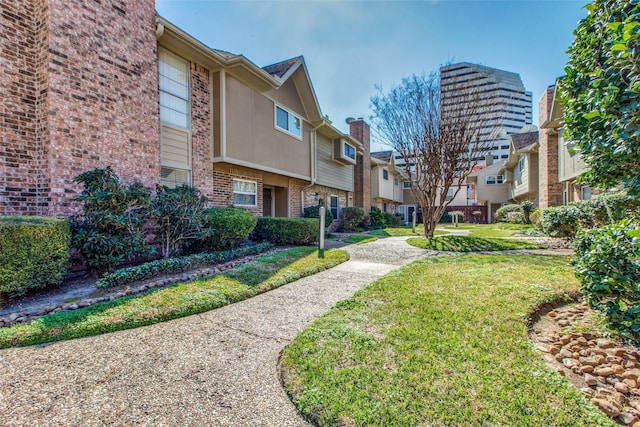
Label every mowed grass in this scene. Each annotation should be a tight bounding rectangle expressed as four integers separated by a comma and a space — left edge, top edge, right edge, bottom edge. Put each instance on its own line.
441, 223, 535, 238
281, 255, 614, 426
343, 234, 378, 244
407, 235, 543, 251
0, 247, 349, 348
369, 224, 446, 236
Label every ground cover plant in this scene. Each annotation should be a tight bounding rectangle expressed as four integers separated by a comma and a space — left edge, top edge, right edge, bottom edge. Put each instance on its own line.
0, 248, 348, 348
281, 255, 615, 426
406, 235, 542, 251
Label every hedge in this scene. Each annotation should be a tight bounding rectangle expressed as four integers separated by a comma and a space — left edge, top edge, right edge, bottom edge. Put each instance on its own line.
303, 205, 333, 225
196, 207, 257, 252
339, 207, 366, 231
251, 217, 319, 245
0, 216, 70, 296
97, 242, 273, 287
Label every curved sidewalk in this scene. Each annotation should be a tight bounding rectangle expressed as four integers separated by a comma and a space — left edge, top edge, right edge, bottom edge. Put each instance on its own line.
0, 237, 430, 427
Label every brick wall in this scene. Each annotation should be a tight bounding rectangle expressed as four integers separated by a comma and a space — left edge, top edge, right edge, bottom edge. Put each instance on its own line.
288, 178, 307, 218
45, 0, 160, 215
0, 0, 48, 215
538, 86, 563, 208
212, 164, 263, 216
191, 63, 213, 200
349, 118, 371, 211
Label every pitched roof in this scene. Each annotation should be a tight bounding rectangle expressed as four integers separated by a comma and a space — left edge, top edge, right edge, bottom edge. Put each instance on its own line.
262, 56, 303, 78
371, 151, 393, 162
511, 131, 539, 152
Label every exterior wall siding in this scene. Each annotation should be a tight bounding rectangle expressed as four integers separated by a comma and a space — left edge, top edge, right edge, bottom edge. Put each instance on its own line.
315, 134, 353, 191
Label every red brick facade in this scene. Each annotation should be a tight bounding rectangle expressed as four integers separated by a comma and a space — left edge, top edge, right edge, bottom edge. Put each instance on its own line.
1, 0, 160, 216
349, 118, 371, 211
538, 86, 563, 208
190, 63, 214, 201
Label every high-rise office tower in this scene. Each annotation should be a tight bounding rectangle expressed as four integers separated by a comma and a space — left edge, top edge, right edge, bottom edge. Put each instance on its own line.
440, 62, 533, 163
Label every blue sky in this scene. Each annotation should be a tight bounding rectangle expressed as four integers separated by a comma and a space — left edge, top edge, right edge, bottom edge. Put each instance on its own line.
155, 0, 587, 151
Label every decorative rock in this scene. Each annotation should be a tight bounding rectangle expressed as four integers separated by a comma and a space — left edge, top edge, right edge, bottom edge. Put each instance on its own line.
563, 358, 581, 369
619, 412, 638, 426
596, 338, 614, 348
623, 369, 640, 381
548, 345, 561, 355
558, 319, 570, 327
615, 382, 630, 393
560, 349, 574, 359
68, 303, 78, 310
591, 398, 621, 417
9, 313, 19, 322
612, 364, 626, 375
608, 348, 628, 357
580, 387, 594, 397
580, 365, 594, 374
584, 373, 598, 386
559, 335, 571, 345
625, 360, 638, 369
548, 310, 558, 318
579, 357, 600, 367
623, 379, 638, 389
594, 367, 615, 377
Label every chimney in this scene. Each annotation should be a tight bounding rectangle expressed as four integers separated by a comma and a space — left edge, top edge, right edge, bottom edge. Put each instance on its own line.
348, 117, 371, 211
485, 154, 493, 167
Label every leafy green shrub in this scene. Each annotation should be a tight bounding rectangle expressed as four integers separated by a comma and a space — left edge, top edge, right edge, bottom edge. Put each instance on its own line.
576, 192, 640, 228
530, 209, 542, 229
573, 221, 640, 344
495, 204, 522, 223
505, 211, 525, 224
71, 167, 153, 274
97, 242, 273, 287
251, 217, 319, 245
541, 205, 582, 238
194, 207, 257, 252
382, 212, 397, 228
151, 185, 208, 258
369, 207, 386, 228
303, 205, 333, 225
520, 200, 535, 224
339, 207, 366, 232
0, 217, 70, 296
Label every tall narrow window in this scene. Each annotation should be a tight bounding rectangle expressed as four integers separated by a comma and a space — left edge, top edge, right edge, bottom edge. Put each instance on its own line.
383, 169, 389, 180
160, 50, 190, 129
330, 195, 339, 220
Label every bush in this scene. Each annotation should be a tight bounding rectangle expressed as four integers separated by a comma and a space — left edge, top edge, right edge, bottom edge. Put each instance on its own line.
151, 185, 208, 258
520, 200, 535, 224
0, 217, 70, 296
339, 207, 366, 232
303, 205, 334, 225
439, 211, 452, 224
530, 209, 543, 229
573, 221, 640, 344
251, 217, 319, 245
193, 207, 257, 252
505, 211, 525, 225
383, 212, 397, 228
495, 204, 522, 223
576, 192, 640, 228
71, 167, 153, 273
97, 242, 273, 287
541, 205, 581, 238
369, 207, 386, 228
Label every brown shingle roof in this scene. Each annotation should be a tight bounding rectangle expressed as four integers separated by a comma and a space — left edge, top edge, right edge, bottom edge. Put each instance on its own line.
262, 56, 302, 78
371, 151, 393, 162
511, 131, 539, 152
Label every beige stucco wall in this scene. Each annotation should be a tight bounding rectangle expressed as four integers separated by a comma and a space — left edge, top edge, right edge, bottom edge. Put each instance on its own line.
558, 134, 586, 183
224, 75, 311, 180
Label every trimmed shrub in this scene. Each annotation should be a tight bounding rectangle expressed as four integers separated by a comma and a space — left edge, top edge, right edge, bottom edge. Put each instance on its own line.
505, 211, 525, 225
383, 212, 399, 228
369, 207, 386, 228
530, 209, 543, 229
541, 205, 581, 238
339, 207, 366, 232
303, 205, 333, 225
97, 242, 273, 287
573, 221, 640, 344
251, 217, 319, 245
195, 207, 257, 252
0, 217, 70, 296
71, 167, 153, 274
495, 204, 522, 223
576, 192, 640, 229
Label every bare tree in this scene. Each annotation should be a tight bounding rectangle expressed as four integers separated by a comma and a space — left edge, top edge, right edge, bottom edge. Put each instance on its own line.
371, 72, 495, 237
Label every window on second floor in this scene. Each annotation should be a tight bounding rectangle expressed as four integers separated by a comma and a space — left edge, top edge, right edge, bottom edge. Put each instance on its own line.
394, 178, 399, 187
445, 188, 454, 202
383, 169, 389, 180
403, 181, 411, 189
275, 105, 302, 138
518, 155, 525, 172
485, 174, 505, 185
343, 142, 356, 161
159, 49, 190, 129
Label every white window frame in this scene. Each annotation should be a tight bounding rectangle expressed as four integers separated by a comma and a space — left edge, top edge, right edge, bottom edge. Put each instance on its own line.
233, 179, 257, 207
343, 141, 356, 161
518, 155, 525, 172
274, 104, 302, 140
403, 181, 411, 189
383, 169, 389, 181
329, 195, 339, 220
159, 49, 190, 129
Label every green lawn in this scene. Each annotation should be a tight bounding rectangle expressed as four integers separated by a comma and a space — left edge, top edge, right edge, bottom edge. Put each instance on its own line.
407, 235, 543, 251
368, 224, 446, 237
343, 234, 378, 244
440, 223, 536, 237
281, 254, 614, 426
0, 247, 349, 348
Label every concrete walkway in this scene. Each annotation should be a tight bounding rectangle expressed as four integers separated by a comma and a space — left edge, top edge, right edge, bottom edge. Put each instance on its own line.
0, 237, 430, 427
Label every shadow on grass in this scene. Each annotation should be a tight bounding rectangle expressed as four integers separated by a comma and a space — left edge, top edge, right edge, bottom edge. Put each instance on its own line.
0, 247, 348, 348
406, 235, 543, 252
